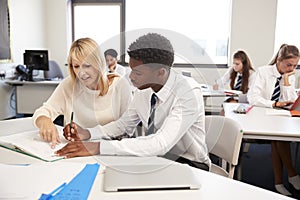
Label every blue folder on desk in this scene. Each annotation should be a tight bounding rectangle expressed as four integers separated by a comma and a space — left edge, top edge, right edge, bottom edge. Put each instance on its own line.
40, 163, 100, 200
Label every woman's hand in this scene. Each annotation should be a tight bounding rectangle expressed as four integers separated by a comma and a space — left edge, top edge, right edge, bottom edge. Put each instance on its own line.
36, 116, 60, 148
63, 122, 91, 141
55, 141, 100, 158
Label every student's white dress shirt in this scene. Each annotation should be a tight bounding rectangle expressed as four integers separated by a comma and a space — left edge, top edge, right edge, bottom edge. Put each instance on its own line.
109, 64, 129, 77
32, 76, 132, 128
217, 66, 256, 92
88, 69, 211, 167
247, 65, 297, 108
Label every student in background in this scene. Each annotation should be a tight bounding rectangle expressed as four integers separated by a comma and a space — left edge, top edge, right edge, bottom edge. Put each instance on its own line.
56, 33, 211, 171
104, 49, 128, 77
32, 38, 132, 148
248, 44, 300, 196
213, 50, 255, 102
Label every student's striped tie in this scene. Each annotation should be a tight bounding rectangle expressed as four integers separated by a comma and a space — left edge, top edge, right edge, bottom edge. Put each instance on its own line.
271, 76, 282, 101
234, 75, 242, 90
145, 93, 157, 136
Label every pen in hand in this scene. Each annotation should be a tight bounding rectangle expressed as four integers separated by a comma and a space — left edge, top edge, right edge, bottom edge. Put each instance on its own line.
69, 112, 74, 141
70, 112, 74, 130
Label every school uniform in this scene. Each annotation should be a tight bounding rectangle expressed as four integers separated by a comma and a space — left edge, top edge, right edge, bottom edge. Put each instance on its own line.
247, 65, 297, 108
88, 69, 211, 169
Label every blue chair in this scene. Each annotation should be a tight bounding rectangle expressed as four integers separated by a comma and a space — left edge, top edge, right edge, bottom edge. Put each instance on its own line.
44, 60, 64, 80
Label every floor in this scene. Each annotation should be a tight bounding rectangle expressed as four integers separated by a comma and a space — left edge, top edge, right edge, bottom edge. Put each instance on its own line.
237, 142, 300, 199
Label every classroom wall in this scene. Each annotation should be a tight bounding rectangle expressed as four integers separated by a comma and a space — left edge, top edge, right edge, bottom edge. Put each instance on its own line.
0, 0, 298, 119
0, 0, 47, 119
44, 0, 70, 76
229, 0, 277, 68
0, 0, 281, 79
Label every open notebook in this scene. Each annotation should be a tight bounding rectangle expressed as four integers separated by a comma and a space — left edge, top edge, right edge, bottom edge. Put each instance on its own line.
0, 125, 67, 161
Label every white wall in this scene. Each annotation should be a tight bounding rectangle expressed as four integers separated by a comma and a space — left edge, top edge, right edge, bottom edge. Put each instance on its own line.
0, 0, 48, 119
0, 0, 298, 119
229, 0, 277, 68
0, 0, 70, 75
44, 0, 70, 76
0, 0, 281, 80
10, 0, 47, 64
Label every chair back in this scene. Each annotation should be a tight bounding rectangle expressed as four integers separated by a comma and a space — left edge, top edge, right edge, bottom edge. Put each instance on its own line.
44, 60, 64, 79
205, 115, 243, 178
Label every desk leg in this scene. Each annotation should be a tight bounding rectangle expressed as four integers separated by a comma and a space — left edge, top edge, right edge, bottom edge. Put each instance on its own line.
236, 141, 245, 181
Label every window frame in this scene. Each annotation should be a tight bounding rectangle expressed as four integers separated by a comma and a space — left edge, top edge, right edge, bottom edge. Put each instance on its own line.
71, 0, 229, 68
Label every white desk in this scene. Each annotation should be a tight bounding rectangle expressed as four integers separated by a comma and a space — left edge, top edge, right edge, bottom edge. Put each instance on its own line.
5, 80, 60, 114
223, 103, 300, 142
0, 118, 293, 200
201, 86, 240, 113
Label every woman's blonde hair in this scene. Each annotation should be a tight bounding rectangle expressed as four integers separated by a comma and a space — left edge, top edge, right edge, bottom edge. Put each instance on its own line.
67, 38, 118, 96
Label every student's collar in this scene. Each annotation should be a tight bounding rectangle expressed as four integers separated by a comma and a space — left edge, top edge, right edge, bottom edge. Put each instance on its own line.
272, 65, 281, 78
154, 69, 175, 103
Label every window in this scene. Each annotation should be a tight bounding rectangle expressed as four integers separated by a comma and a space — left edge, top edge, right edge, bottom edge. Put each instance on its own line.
73, 3, 121, 53
275, 0, 300, 52
72, 0, 231, 65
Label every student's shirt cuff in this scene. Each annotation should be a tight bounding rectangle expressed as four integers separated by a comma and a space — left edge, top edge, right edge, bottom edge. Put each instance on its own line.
87, 126, 102, 140
100, 140, 117, 155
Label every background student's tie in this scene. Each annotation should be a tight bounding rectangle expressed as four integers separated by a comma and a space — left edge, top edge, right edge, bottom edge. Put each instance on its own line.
271, 76, 282, 101
234, 75, 242, 90
146, 93, 157, 136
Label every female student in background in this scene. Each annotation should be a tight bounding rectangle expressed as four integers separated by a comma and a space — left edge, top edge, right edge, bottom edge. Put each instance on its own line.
32, 38, 132, 148
104, 48, 128, 77
247, 44, 300, 196
213, 50, 255, 102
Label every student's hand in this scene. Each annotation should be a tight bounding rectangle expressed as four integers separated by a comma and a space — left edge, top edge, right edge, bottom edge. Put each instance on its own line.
55, 141, 100, 158
275, 101, 294, 108
63, 122, 91, 141
285, 69, 296, 77
36, 116, 60, 148
282, 69, 296, 86
212, 84, 219, 90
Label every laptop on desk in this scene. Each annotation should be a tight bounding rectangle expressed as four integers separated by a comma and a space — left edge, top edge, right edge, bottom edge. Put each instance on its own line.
103, 163, 201, 192
279, 95, 300, 116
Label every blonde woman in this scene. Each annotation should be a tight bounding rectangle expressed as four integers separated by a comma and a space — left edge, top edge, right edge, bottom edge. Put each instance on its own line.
32, 38, 132, 147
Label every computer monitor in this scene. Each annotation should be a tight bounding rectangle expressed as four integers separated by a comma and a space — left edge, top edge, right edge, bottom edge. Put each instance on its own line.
23, 50, 49, 81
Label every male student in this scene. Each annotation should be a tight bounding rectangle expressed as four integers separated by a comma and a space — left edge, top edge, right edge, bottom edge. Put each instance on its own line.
56, 33, 211, 171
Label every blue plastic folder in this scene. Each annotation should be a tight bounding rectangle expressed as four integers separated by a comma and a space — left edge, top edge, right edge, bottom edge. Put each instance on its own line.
39, 163, 100, 200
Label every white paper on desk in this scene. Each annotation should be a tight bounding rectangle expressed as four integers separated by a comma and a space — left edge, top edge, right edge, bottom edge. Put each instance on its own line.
265, 109, 291, 116
224, 89, 243, 95
0, 162, 87, 199
0, 126, 67, 161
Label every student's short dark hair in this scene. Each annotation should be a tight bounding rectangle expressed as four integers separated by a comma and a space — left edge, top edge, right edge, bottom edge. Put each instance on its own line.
127, 33, 174, 68
104, 49, 118, 58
